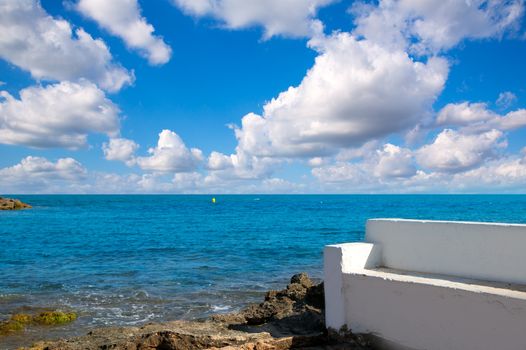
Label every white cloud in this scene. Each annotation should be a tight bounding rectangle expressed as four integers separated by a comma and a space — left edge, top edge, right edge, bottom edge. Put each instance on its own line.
205, 149, 280, 180
259, 177, 305, 193
0, 1, 133, 92
0, 80, 120, 148
416, 129, 506, 173
455, 157, 526, 188
0, 156, 86, 179
102, 137, 139, 165
311, 150, 526, 194
0, 156, 87, 193
436, 102, 526, 132
334, 140, 381, 162
311, 143, 416, 184
497, 109, 526, 131
172, 172, 204, 191
352, 0, 524, 54
374, 144, 416, 178
207, 151, 234, 170
436, 102, 496, 126
307, 157, 327, 167
233, 32, 448, 158
496, 91, 518, 109
173, 0, 334, 38
311, 162, 367, 185
135, 129, 203, 172
76, 0, 172, 65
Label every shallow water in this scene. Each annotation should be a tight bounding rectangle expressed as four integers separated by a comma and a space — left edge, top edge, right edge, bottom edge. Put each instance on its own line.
1, 195, 526, 348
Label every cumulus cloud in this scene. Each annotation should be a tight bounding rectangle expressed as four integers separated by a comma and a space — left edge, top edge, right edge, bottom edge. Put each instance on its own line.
0, 156, 87, 193
411, 154, 526, 193
76, 0, 172, 65
352, 0, 524, 54
0, 156, 86, 179
207, 151, 234, 170
233, 32, 448, 158
0, 0, 133, 92
102, 137, 139, 165
455, 157, 526, 188
416, 129, 506, 173
135, 130, 203, 172
436, 102, 526, 132
0, 80, 120, 148
311, 143, 416, 184
437, 102, 496, 126
172, 0, 334, 38
374, 144, 416, 178
310, 149, 526, 194
205, 149, 280, 180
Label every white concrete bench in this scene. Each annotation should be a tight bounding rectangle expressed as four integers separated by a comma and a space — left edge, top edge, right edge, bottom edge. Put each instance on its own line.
324, 219, 526, 350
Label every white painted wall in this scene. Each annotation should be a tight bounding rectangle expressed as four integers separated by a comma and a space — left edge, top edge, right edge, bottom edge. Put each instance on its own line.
367, 219, 526, 285
324, 243, 382, 329
344, 272, 526, 350
324, 219, 526, 350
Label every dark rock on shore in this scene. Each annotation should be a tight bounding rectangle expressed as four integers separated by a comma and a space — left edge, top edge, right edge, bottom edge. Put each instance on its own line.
0, 197, 31, 210
19, 273, 372, 350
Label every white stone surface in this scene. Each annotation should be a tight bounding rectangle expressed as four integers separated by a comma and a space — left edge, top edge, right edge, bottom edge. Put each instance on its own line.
367, 219, 526, 285
323, 243, 382, 329
324, 219, 526, 350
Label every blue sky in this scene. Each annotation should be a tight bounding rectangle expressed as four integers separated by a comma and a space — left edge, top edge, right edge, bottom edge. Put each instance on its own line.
0, 0, 526, 193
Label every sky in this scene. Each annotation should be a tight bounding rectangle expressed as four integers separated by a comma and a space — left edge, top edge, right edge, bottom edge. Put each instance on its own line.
0, 0, 526, 194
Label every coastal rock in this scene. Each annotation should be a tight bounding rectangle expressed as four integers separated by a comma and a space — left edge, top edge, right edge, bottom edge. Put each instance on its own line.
0, 197, 31, 210
26, 321, 276, 350
19, 274, 371, 350
290, 273, 313, 288
216, 273, 325, 335
0, 311, 77, 336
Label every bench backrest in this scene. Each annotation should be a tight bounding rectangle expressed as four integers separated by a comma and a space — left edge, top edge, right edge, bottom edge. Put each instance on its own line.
366, 219, 526, 285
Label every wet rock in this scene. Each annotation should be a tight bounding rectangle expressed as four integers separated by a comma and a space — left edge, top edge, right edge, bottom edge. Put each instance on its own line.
0, 197, 31, 210
33, 311, 77, 325
18, 274, 372, 350
0, 311, 76, 336
0, 315, 29, 335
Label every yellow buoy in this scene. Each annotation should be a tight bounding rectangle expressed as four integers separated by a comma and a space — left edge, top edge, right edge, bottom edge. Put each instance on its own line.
212, 197, 216, 204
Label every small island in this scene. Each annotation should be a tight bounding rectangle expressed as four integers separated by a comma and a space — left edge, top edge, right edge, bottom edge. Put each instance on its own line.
0, 197, 31, 210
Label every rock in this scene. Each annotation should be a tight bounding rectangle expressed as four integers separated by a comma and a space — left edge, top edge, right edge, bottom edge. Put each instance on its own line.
0, 197, 31, 210
33, 311, 77, 325
23, 321, 277, 350
242, 297, 295, 325
0, 315, 29, 335
0, 311, 76, 336
17, 274, 372, 350
305, 283, 324, 310
290, 273, 313, 288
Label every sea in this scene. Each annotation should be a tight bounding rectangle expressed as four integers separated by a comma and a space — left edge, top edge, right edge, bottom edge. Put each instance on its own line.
1, 194, 526, 348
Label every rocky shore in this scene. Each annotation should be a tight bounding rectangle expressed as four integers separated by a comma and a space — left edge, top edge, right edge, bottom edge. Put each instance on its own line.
0, 197, 31, 210
17, 274, 372, 350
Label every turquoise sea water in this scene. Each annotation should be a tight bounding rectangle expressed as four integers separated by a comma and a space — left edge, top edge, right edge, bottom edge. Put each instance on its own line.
1, 195, 526, 347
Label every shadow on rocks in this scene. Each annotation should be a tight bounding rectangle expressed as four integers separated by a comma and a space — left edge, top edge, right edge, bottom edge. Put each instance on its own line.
212, 273, 371, 349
